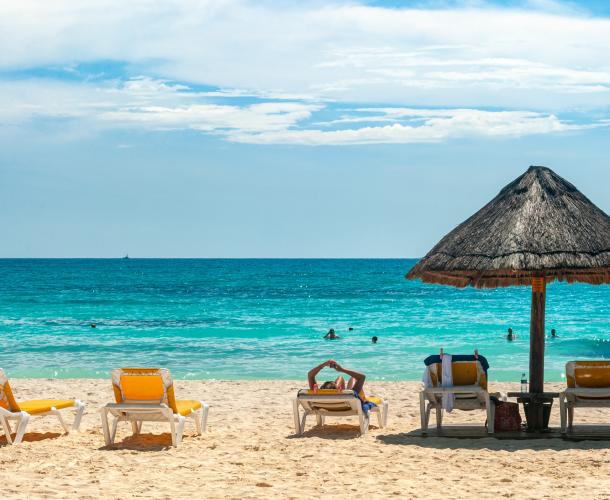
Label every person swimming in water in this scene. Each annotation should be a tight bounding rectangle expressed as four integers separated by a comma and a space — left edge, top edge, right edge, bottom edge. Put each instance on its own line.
307, 359, 366, 395
551, 328, 557, 338
507, 327, 514, 341
323, 328, 340, 340
371, 336, 378, 344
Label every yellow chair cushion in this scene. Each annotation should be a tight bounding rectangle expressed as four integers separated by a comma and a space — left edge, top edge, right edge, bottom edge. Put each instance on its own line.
452, 363, 478, 386
2, 381, 20, 412
18, 399, 74, 415
574, 367, 610, 388
120, 375, 165, 402
366, 396, 383, 406
430, 362, 488, 390
175, 399, 202, 416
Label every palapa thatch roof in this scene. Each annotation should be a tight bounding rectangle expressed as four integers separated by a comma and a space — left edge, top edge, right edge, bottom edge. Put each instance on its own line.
407, 166, 610, 288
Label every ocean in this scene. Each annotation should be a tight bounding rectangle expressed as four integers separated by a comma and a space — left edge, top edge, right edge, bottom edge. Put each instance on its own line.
1, 258, 609, 382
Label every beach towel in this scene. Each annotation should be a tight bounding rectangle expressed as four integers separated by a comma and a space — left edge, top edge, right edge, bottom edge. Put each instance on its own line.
441, 354, 454, 412
354, 390, 377, 414
422, 365, 433, 389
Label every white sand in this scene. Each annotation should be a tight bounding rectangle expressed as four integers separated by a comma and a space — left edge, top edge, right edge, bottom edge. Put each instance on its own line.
2, 379, 610, 499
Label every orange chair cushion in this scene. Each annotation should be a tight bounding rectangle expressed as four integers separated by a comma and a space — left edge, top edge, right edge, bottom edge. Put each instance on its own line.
120, 375, 165, 402
175, 399, 202, 416
574, 367, 610, 388
452, 363, 478, 386
18, 399, 74, 415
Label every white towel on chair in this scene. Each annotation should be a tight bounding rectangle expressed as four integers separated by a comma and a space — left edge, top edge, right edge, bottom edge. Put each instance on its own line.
422, 365, 433, 389
441, 354, 454, 412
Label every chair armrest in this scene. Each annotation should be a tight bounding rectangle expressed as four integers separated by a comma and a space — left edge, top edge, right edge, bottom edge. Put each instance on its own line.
563, 388, 610, 398
423, 385, 484, 395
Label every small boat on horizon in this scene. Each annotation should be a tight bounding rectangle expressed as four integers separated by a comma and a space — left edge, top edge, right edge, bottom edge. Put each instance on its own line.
123, 254, 130, 260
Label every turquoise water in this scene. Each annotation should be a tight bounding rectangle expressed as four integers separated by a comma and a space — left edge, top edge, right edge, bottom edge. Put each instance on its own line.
1, 259, 609, 382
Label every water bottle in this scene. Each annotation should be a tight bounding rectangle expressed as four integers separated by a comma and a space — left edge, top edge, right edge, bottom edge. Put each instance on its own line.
520, 373, 528, 393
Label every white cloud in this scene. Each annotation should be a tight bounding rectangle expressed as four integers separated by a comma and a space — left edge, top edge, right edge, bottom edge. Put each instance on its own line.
1, 1, 610, 109
1, 2, 609, 145
102, 102, 320, 133
230, 109, 586, 145
0, 77, 598, 145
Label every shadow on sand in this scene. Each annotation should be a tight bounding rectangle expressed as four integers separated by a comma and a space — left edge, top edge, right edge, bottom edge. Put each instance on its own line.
287, 423, 383, 440
98, 432, 178, 451
376, 427, 610, 451
0, 431, 63, 447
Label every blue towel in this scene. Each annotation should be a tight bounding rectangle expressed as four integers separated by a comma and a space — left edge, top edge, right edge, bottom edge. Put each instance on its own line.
353, 390, 377, 414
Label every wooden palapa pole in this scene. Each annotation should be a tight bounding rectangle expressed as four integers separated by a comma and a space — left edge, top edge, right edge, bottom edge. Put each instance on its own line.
529, 277, 546, 429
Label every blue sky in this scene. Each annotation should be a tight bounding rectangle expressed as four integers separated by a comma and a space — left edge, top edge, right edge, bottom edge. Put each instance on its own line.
1, 0, 609, 257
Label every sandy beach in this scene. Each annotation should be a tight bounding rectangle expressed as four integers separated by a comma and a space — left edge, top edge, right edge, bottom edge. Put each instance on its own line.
2, 378, 610, 499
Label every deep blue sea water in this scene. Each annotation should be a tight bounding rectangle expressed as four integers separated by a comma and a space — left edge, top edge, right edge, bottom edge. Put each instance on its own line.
1, 259, 609, 382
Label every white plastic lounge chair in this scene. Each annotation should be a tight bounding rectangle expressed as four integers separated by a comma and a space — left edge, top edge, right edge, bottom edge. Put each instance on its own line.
560, 361, 610, 433
293, 389, 388, 436
0, 368, 85, 445
100, 368, 209, 447
420, 353, 497, 434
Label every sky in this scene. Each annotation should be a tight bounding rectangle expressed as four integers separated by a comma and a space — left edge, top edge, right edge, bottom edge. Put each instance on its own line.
1, 0, 609, 258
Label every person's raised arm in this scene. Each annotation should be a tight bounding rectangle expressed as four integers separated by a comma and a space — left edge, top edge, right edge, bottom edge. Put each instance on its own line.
332, 363, 365, 394
307, 360, 333, 389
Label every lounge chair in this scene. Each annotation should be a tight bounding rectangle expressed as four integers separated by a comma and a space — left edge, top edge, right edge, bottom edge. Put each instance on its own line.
292, 389, 388, 436
420, 353, 497, 434
0, 368, 85, 445
100, 368, 209, 447
560, 361, 610, 433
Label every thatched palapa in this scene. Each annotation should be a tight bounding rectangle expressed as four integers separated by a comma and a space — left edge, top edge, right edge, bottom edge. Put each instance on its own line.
407, 165, 610, 431
407, 166, 610, 288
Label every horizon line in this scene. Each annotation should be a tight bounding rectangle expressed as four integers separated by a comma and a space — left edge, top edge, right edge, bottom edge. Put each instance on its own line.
0, 256, 421, 260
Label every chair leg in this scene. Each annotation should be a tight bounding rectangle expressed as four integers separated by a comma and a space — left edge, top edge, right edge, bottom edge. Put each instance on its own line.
292, 399, 301, 435
54, 409, 70, 434
486, 395, 494, 434
4, 417, 13, 437
168, 412, 177, 447
383, 401, 389, 428
315, 414, 323, 426
201, 403, 209, 433
419, 392, 427, 432
435, 407, 443, 429
424, 404, 432, 432
175, 416, 186, 447
359, 411, 369, 436
300, 412, 308, 435
568, 407, 574, 430
14, 412, 30, 445
72, 401, 85, 431
194, 412, 202, 435
376, 408, 383, 428
110, 416, 119, 444
131, 421, 140, 435
559, 397, 567, 434
1, 416, 13, 445
100, 408, 111, 445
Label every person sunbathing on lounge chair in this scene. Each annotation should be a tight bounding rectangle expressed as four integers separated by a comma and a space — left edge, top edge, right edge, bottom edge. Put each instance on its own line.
307, 359, 365, 395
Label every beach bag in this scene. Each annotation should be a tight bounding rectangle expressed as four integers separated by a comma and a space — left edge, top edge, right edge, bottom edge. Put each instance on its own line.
493, 401, 522, 431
